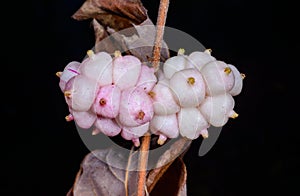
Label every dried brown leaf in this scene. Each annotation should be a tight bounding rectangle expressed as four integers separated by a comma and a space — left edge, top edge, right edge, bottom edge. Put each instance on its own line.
149, 157, 187, 196
72, 0, 147, 31
92, 19, 123, 53
68, 148, 139, 196
146, 137, 191, 193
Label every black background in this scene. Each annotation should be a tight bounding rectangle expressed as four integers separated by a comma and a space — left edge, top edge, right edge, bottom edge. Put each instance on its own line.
2, 0, 294, 195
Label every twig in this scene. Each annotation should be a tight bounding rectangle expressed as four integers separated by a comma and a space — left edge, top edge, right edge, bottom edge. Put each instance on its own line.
125, 147, 135, 196
152, 0, 170, 71
136, 0, 170, 195
137, 134, 151, 196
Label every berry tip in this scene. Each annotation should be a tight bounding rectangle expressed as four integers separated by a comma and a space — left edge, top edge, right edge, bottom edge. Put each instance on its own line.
177, 48, 185, 55
92, 129, 100, 135
187, 77, 195, 85
204, 48, 212, 55
56, 71, 62, 77
65, 114, 74, 122
114, 50, 122, 57
87, 50, 95, 58
148, 91, 156, 98
241, 73, 246, 79
64, 90, 72, 98
224, 67, 232, 75
230, 111, 239, 119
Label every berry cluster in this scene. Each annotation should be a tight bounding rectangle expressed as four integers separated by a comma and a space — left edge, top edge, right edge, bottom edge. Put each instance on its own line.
57, 49, 244, 147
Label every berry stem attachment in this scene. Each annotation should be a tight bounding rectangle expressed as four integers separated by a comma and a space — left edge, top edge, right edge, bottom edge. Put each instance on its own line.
229, 111, 239, 119
87, 50, 95, 59
114, 50, 122, 57
241, 73, 246, 79
65, 114, 74, 122
204, 48, 212, 55
157, 134, 167, 145
64, 90, 72, 98
177, 48, 185, 55
56, 71, 62, 77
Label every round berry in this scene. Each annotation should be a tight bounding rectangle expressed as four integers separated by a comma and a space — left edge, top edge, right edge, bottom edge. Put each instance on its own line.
169, 68, 206, 107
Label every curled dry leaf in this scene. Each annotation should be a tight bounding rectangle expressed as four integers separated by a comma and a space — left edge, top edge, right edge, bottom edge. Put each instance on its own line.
146, 137, 191, 194
149, 158, 187, 196
72, 0, 147, 31
67, 148, 139, 196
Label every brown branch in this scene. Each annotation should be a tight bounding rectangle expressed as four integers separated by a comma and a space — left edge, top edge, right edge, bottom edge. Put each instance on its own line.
152, 0, 170, 71
137, 134, 151, 196
137, 0, 170, 195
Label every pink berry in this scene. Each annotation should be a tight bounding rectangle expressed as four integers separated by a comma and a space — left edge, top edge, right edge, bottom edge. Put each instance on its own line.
118, 87, 154, 127
120, 128, 140, 147
163, 50, 190, 79
150, 114, 179, 139
228, 64, 244, 96
178, 107, 209, 140
151, 82, 180, 115
113, 55, 141, 90
169, 68, 206, 107
198, 93, 236, 127
188, 50, 216, 71
72, 110, 97, 129
121, 122, 150, 144
94, 117, 121, 136
70, 75, 99, 112
59, 61, 80, 91
200, 61, 235, 96
79, 51, 113, 85
93, 84, 121, 118
119, 119, 150, 147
